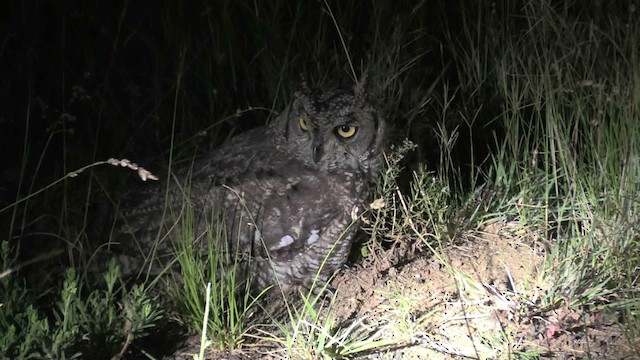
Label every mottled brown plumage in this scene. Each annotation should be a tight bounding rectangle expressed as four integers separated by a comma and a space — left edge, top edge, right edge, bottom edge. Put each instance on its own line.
112, 82, 386, 292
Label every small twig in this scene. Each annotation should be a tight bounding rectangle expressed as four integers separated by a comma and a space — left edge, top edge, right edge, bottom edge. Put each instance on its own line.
112, 315, 134, 360
0, 158, 158, 214
0, 248, 64, 280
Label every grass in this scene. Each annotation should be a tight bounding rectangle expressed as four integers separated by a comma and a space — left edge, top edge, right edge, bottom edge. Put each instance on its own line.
169, 199, 265, 351
1, 0, 639, 358
437, 0, 640, 356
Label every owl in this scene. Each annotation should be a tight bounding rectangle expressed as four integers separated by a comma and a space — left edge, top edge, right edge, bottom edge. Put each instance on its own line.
111, 82, 386, 292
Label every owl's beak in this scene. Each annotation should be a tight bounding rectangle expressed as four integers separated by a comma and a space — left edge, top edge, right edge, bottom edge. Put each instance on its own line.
312, 133, 324, 163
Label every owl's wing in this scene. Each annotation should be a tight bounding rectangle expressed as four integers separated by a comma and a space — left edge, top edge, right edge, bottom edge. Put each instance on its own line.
110, 176, 191, 266
188, 126, 288, 186
247, 164, 361, 260
110, 125, 284, 260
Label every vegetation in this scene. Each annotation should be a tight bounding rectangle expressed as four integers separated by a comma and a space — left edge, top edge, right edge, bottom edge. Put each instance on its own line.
1, 0, 638, 358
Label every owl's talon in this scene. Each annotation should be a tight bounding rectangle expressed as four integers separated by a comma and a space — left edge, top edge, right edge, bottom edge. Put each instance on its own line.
321, 286, 337, 298
341, 262, 361, 270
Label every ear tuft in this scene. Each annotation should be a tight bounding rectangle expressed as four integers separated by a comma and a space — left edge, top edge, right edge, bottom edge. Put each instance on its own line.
353, 72, 369, 105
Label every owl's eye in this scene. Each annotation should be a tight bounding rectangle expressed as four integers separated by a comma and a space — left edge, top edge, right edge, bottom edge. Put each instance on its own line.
336, 124, 357, 138
299, 117, 310, 131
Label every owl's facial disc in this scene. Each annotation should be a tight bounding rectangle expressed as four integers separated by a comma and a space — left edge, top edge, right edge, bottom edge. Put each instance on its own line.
312, 131, 324, 163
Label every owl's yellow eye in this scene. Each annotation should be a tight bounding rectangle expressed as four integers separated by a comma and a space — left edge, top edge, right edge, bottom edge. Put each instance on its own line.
336, 124, 357, 138
299, 117, 310, 131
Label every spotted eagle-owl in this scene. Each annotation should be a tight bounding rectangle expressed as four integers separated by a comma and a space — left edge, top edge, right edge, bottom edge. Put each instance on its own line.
112, 82, 386, 292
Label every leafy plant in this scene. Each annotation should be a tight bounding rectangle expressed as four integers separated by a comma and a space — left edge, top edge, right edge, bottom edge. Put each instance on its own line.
0, 242, 162, 359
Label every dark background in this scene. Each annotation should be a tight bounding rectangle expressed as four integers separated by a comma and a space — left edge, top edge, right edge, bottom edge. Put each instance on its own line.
1, 1, 628, 203
1, 1, 451, 247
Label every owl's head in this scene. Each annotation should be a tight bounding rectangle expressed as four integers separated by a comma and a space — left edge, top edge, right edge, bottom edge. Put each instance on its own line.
272, 83, 386, 176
